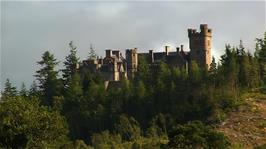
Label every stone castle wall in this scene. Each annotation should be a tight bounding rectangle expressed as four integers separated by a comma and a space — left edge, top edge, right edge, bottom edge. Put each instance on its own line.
81, 24, 212, 83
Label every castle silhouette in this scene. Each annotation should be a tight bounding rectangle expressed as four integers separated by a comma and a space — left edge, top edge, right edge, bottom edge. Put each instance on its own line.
80, 24, 212, 85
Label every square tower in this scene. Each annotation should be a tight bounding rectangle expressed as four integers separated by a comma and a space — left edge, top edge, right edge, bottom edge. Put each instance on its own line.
126, 48, 138, 79
188, 24, 212, 69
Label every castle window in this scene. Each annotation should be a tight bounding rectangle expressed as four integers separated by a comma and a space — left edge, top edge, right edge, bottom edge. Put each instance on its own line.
208, 40, 210, 46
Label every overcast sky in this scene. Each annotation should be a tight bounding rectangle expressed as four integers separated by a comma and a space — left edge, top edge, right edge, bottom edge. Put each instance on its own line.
1, 1, 265, 89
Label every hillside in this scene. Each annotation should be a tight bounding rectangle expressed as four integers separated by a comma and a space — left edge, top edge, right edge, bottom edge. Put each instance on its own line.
217, 91, 266, 149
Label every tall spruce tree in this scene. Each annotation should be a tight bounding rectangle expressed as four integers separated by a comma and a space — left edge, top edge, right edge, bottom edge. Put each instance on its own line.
248, 52, 260, 88
35, 51, 62, 106
88, 44, 97, 59
1, 79, 17, 99
255, 32, 266, 85
220, 45, 238, 91
209, 56, 217, 75
65, 73, 83, 102
209, 56, 217, 88
236, 41, 250, 88
19, 82, 28, 97
28, 81, 39, 97
62, 41, 79, 86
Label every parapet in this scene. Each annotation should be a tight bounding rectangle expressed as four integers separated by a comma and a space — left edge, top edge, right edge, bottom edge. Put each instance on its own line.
126, 48, 138, 54
188, 24, 212, 37
112, 50, 120, 58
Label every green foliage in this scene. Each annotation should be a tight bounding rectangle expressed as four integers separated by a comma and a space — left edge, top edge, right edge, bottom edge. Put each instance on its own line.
115, 114, 141, 141
88, 44, 98, 59
65, 73, 83, 101
135, 55, 151, 85
35, 51, 63, 106
2, 32, 265, 148
91, 130, 122, 148
146, 113, 167, 138
189, 60, 202, 84
254, 143, 266, 149
209, 56, 217, 75
62, 41, 80, 85
19, 82, 28, 97
167, 121, 230, 149
0, 97, 69, 148
255, 32, 266, 85
28, 80, 40, 97
1, 79, 17, 99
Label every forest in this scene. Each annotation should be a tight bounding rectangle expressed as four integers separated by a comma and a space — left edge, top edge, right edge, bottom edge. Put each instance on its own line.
0, 32, 265, 149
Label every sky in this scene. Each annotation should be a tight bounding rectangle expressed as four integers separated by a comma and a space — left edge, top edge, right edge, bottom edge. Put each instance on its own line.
1, 1, 265, 90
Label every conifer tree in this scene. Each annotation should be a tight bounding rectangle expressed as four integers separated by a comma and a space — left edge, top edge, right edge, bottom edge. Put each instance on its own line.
1, 79, 17, 99
236, 41, 250, 88
189, 61, 201, 85
220, 45, 238, 91
62, 41, 80, 85
208, 56, 217, 88
19, 82, 28, 97
28, 81, 39, 97
88, 44, 97, 59
65, 73, 83, 101
255, 32, 266, 85
209, 56, 217, 75
35, 51, 62, 106
248, 53, 260, 88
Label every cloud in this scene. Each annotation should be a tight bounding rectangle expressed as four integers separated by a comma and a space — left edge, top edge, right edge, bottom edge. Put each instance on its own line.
1, 1, 265, 89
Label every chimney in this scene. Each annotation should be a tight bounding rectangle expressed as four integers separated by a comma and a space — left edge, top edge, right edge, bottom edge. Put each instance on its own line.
106, 49, 112, 57
165, 46, 170, 55
112, 51, 120, 58
149, 50, 154, 63
176, 47, 180, 52
180, 45, 184, 52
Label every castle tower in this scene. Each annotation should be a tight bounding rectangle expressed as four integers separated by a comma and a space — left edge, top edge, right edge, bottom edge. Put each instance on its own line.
188, 24, 212, 69
126, 48, 138, 79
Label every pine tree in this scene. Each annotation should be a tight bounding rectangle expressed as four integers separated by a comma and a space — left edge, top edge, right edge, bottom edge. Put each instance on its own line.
209, 56, 217, 75
236, 41, 250, 88
88, 44, 97, 59
189, 61, 201, 85
255, 32, 266, 85
35, 51, 62, 106
248, 52, 260, 88
28, 81, 39, 97
135, 55, 150, 85
209, 56, 217, 88
62, 41, 80, 85
220, 45, 238, 91
65, 73, 83, 101
1, 79, 17, 99
19, 82, 28, 97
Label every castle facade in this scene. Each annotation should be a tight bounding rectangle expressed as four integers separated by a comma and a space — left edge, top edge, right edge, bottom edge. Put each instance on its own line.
80, 24, 212, 82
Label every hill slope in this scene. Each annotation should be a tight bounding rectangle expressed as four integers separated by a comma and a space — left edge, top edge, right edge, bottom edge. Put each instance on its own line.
217, 92, 266, 148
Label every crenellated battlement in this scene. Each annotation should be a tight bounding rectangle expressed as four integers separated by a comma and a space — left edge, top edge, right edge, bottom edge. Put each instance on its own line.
188, 24, 212, 69
81, 24, 213, 85
188, 24, 212, 37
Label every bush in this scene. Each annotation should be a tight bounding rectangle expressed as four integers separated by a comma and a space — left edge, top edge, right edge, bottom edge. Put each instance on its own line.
167, 121, 230, 149
0, 97, 69, 148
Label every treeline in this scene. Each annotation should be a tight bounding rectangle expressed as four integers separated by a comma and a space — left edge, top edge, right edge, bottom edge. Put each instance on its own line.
0, 33, 265, 149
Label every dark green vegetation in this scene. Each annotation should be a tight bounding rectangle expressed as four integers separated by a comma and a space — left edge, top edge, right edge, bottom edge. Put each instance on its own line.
1, 33, 265, 149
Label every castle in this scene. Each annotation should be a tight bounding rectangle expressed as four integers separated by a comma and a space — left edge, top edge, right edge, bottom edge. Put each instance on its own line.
80, 24, 212, 84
